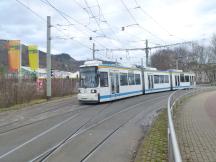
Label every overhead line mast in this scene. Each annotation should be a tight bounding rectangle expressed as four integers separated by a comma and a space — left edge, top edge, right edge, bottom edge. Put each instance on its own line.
97, 41, 192, 66
98, 41, 192, 51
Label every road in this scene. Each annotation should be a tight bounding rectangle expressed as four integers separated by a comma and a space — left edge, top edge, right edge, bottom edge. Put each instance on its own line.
0, 91, 186, 162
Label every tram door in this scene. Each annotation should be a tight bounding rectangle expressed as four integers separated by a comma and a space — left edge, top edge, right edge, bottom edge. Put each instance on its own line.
110, 72, 120, 96
148, 75, 154, 89
175, 75, 180, 86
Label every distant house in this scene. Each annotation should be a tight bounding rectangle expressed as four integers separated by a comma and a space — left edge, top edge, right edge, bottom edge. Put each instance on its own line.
21, 66, 79, 79
21, 66, 46, 79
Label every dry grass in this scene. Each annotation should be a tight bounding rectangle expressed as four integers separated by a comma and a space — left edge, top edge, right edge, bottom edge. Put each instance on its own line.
0, 77, 78, 109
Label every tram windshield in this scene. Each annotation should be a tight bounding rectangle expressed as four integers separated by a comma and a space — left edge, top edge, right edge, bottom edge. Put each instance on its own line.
80, 67, 98, 88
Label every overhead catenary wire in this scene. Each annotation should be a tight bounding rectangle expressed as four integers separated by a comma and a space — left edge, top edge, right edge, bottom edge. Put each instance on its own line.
133, 0, 172, 36
95, 0, 122, 44
15, 0, 92, 51
133, 0, 185, 42
120, 0, 166, 44
97, 41, 193, 52
83, 0, 108, 38
40, 0, 107, 49
15, 0, 194, 63
76, 0, 143, 46
73, 0, 129, 48
16, 0, 46, 23
75, 0, 142, 46
16, 0, 166, 53
73, 0, 91, 20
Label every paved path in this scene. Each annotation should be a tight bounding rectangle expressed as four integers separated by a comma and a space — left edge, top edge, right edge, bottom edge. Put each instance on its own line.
175, 91, 216, 162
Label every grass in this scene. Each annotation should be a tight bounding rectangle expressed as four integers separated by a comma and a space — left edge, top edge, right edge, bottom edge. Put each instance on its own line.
0, 99, 47, 113
134, 109, 168, 162
0, 94, 76, 113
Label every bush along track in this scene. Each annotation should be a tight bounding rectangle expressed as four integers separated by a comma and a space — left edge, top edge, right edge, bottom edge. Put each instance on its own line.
134, 109, 168, 162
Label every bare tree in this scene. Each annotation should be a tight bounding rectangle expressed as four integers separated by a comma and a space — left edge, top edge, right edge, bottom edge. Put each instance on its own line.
151, 49, 176, 70
209, 34, 216, 63
150, 38, 216, 84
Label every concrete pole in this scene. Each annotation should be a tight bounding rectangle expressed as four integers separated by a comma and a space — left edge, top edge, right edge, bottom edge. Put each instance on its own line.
46, 16, 51, 100
93, 43, 95, 60
141, 58, 145, 94
176, 58, 178, 70
145, 40, 149, 67
19, 42, 22, 82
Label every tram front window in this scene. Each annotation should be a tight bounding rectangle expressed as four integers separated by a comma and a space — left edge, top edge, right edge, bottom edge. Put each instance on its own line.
80, 67, 98, 88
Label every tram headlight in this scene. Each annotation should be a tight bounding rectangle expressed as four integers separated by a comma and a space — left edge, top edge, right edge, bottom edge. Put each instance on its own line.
91, 89, 97, 93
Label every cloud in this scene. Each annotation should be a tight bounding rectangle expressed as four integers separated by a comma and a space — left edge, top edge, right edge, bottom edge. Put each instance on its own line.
0, 0, 216, 65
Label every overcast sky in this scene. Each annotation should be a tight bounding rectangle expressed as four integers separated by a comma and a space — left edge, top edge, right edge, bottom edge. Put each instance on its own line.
1, 0, 216, 64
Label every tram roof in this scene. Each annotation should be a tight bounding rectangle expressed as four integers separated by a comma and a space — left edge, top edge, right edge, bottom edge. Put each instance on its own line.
80, 60, 194, 74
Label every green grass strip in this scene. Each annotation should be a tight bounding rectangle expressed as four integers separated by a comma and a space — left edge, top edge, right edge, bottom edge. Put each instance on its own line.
134, 109, 168, 162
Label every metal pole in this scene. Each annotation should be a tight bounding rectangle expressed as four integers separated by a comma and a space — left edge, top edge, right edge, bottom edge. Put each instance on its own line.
19, 42, 22, 82
141, 58, 145, 94
145, 40, 149, 67
176, 58, 178, 70
47, 16, 51, 100
93, 43, 95, 60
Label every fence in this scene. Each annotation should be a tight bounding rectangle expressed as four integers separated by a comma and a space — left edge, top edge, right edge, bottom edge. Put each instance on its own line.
0, 77, 78, 108
167, 90, 182, 162
167, 86, 216, 162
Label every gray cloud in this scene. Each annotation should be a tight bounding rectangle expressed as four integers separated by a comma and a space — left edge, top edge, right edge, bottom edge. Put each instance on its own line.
0, 0, 216, 64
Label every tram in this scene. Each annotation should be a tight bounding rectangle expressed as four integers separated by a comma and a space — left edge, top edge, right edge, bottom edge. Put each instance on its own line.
77, 60, 195, 103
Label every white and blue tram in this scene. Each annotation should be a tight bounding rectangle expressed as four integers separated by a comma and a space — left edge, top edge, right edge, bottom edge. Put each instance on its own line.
77, 60, 195, 103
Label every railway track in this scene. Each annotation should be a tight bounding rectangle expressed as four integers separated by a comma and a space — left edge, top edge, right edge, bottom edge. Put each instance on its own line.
0, 91, 189, 162
31, 94, 170, 162
0, 92, 168, 135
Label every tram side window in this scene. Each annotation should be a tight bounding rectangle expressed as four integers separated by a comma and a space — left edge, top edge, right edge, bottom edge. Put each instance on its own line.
120, 73, 128, 86
135, 74, 141, 85
180, 74, 185, 82
128, 73, 135, 85
100, 72, 108, 87
154, 75, 159, 84
185, 75, 189, 82
164, 75, 169, 83
160, 75, 165, 83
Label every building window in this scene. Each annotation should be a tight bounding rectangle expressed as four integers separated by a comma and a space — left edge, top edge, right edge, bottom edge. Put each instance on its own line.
100, 72, 108, 87
128, 73, 135, 85
135, 74, 141, 85
120, 73, 128, 86
154, 75, 159, 84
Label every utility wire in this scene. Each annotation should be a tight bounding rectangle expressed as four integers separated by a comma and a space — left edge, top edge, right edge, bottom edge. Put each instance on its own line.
83, 0, 107, 37
41, 0, 107, 49
120, 0, 166, 43
74, 0, 91, 17
16, 0, 46, 23
133, 0, 172, 36
97, 41, 192, 51
74, 0, 124, 47
133, 0, 185, 41
42, 0, 72, 26
16, 0, 92, 50
96, 0, 123, 44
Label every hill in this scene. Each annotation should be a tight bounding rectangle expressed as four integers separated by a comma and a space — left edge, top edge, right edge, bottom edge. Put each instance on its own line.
0, 40, 84, 72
